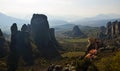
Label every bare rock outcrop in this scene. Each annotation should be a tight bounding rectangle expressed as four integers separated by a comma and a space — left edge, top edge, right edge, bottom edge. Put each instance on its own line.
0, 29, 6, 58
30, 14, 61, 59
98, 26, 106, 39
7, 23, 34, 71
106, 22, 112, 39
106, 20, 120, 39
71, 25, 86, 37
99, 20, 120, 39
49, 28, 59, 47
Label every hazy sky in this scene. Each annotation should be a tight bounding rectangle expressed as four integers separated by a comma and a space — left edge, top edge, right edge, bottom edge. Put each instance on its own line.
0, 0, 120, 19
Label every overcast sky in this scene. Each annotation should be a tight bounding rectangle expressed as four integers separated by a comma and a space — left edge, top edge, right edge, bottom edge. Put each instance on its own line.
0, 0, 120, 19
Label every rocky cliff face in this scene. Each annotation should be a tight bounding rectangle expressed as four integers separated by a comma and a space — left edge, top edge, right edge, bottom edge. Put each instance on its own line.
0, 29, 6, 58
98, 26, 106, 39
49, 28, 59, 47
106, 22, 112, 39
115, 21, 120, 35
106, 20, 120, 39
30, 14, 61, 59
31, 14, 49, 46
99, 20, 120, 39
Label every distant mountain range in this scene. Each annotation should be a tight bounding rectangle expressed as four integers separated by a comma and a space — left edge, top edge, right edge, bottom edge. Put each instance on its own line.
0, 12, 29, 33
0, 12, 120, 34
71, 14, 120, 27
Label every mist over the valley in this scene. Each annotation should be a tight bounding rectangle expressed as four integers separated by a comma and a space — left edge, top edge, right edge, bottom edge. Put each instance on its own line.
0, 12, 120, 34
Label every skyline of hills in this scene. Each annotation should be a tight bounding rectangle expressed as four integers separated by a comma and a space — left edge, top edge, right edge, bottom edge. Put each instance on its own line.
0, 12, 120, 33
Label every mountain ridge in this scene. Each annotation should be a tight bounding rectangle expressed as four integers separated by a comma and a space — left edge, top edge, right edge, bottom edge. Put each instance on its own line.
0, 12, 29, 33
0, 12, 120, 33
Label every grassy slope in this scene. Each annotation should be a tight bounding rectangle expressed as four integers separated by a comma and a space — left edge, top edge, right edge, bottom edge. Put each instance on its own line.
58, 38, 88, 52
1, 38, 120, 71
62, 52, 85, 58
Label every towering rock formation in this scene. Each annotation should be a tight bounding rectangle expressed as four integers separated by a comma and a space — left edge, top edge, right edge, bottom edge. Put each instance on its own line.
102, 20, 120, 39
7, 23, 34, 71
106, 22, 112, 39
98, 26, 106, 39
99, 26, 106, 34
71, 25, 85, 37
30, 14, 61, 59
49, 28, 59, 47
111, 21, 116, 37
19, 24, 34, 65
0, 29, 6, 58
7, 23, 18, 71
115, 21, 120, 35
31, 14, 49, 47
106, 22, 112, 35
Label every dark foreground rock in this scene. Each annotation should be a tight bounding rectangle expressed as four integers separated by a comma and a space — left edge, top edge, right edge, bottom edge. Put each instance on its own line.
30, 14, 61, 59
